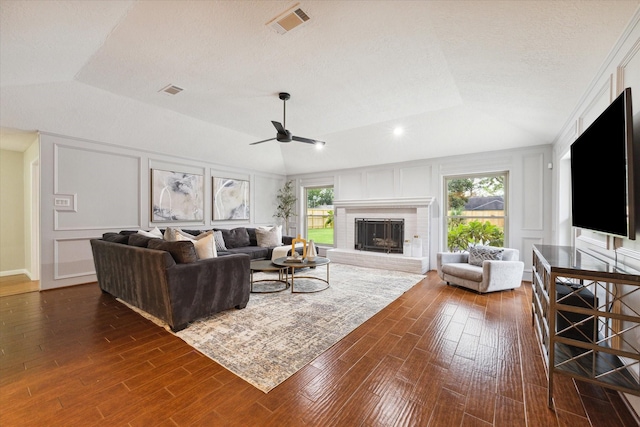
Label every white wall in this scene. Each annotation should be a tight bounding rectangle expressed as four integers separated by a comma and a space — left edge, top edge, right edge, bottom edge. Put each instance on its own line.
288, 143, 553, 274
39, 132, 286, 290
550, 10, 640, 414
0, 149, 25, 275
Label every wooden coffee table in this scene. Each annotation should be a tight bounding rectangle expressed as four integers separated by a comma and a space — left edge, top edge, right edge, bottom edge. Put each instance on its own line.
273, 257, 330, 293
249, 259, 290, 293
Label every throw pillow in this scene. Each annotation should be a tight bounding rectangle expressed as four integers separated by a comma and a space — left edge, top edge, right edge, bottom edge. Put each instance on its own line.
163, 226, 181, 241
175, 231, 217, 259
137, 227, 163, 239
220, 227, 250, 249
213, 230, 227, 252
147, 239, 198, 264
255, 227, 281, 248
164, 227, 201, 242
257, 225, 283, 246
468, 245, 504, 266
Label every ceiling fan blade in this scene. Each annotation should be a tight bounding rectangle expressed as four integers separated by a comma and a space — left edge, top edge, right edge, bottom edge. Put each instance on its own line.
271, 121, 286, 134
250, 137, 276, 145
292, 135, 323, 145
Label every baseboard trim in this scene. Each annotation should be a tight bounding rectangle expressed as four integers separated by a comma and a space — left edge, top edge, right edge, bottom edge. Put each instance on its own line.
0, 269, 28, 277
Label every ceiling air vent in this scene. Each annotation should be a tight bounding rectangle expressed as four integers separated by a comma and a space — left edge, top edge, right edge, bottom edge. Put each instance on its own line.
159, 84, 183, 95
267, 4, 310, 35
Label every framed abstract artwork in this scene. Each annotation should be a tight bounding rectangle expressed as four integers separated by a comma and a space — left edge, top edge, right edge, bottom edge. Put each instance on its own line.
213, 177, 250, 220
151, 169, 204, 222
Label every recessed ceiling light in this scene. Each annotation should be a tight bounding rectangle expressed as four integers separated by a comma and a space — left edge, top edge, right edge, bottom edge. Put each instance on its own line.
393, 127, 404, 136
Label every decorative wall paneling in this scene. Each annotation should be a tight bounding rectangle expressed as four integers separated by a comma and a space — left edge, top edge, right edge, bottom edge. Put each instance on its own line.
335, 172, 364, 200
522, 154, 545, 232
253, 175, 286, 225
365, 169, 395, 199
40, 133, 285, 290
54, 144, 141, 231
549, 10, 640, 414
289, 145, 552, 278
399, 164, 432, 197
53, 237, 96, 279
617, 37, 640, 98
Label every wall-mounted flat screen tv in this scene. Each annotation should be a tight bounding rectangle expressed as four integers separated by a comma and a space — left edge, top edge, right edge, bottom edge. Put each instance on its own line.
571, 87, 635, 240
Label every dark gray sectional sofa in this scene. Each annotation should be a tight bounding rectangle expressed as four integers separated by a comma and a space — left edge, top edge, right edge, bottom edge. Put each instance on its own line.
90, 227, 304, 332
209, 227, 297, 259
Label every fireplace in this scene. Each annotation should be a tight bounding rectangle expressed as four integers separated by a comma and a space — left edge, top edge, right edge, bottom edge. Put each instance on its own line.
327, 197, 434, 274
355, 218, 404, 254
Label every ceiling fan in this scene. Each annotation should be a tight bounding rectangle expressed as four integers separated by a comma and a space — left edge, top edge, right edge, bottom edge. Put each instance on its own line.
250, 92, 325, 147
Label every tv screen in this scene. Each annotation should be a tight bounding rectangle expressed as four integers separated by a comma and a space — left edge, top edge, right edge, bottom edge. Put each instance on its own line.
571, 87, 635, 240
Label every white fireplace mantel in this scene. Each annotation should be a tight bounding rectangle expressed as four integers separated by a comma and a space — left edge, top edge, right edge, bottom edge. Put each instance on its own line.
333, 197, 435, 209
328, 197, 434, 274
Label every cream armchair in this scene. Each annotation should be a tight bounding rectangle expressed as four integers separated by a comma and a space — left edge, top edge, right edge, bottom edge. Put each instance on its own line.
437, 246, 524, 293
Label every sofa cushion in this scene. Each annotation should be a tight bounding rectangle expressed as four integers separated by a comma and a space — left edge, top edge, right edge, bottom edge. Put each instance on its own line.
175, 230, 217, 259
227, 246, 269, 260
128, 234, 160, 247
468, 245, 504, 266
102, 232, 129, 244
221, 227, 250, 249
255, 227, 282, 247
442, 262, 484, 282
147, 239, 198, 263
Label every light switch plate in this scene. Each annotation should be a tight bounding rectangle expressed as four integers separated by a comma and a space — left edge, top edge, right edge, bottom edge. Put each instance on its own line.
54, 194, 77, 212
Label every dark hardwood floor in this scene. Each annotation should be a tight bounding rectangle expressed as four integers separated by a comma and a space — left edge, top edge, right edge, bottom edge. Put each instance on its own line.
0, 270, 637, 426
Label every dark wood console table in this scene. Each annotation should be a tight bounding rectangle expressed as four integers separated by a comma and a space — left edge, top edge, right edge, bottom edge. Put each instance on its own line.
531, 244, 640, 408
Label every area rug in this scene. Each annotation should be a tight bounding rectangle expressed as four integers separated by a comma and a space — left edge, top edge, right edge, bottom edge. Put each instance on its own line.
126, 263, 424, 393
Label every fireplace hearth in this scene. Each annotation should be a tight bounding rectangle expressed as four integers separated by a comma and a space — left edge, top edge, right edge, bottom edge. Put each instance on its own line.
328, 197, 433, 274
355, 218, 404, 254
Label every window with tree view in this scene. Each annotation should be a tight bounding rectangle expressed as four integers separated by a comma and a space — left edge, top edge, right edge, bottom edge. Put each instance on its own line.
306, 187, 334, 245
445, 174, 507, 251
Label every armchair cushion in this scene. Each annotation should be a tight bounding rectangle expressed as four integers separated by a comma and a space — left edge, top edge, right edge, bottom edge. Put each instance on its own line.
441, 262, 483, 283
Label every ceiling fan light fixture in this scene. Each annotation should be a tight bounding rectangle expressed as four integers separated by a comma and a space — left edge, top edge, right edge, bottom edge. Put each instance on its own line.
250, 92, 325, 148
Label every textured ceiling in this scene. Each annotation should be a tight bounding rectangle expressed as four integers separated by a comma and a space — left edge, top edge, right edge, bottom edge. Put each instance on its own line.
1, 0, 638, 174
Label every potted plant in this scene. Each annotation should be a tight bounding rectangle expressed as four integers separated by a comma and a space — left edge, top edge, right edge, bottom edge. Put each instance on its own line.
274, 180, 297, 235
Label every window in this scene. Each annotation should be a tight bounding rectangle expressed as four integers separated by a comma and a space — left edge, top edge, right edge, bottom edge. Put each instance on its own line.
305, 186, 334, 246
445, 173, 507, 251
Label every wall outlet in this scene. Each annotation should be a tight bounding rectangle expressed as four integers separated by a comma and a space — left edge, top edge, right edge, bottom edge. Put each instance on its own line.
54, 198, 70, 207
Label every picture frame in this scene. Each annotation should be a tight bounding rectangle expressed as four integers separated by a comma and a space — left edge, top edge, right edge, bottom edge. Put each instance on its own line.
151, 169, 204, 222
213, 177, 250, 220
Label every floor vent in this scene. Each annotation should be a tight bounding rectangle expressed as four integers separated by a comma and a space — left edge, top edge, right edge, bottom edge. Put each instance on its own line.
267, 4, 310, 34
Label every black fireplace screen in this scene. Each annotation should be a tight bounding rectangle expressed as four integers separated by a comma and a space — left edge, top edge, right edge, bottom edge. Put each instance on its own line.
355, 218, 404, 253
